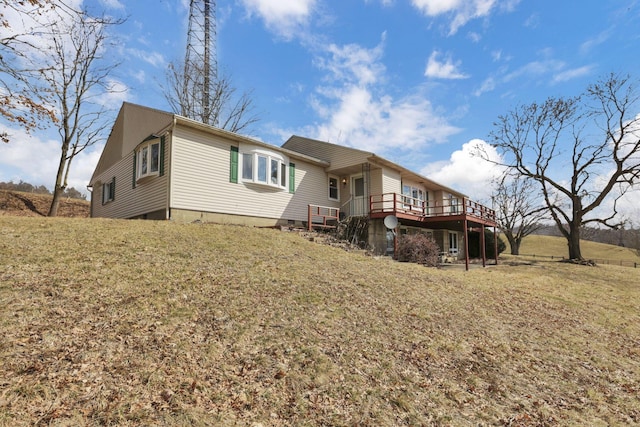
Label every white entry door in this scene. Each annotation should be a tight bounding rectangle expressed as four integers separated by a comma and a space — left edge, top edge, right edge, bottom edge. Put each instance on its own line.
351, 176, 366, 216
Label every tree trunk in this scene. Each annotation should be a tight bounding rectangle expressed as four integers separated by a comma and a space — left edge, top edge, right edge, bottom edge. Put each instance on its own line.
567, 223, 582, 260
504, 232, 521, 255
510, 238, 521, 255
48, 148, 68, 217
48, 185, 62, 217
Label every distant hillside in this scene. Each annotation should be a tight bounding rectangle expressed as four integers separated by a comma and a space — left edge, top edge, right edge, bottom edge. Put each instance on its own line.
519, 234, 640, 264
0, 190, 90, 217
533, 224, 640, 249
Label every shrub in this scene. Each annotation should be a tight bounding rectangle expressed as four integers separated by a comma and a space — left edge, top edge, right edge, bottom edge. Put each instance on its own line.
396, 233, 440, 266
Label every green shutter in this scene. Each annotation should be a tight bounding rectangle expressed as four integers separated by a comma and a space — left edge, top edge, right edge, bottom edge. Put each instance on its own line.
110, 177, 115, 200
230, 146, 239, 183
132, 151, 137, 188
159, 135, 166, 176
289, 162, 295, 194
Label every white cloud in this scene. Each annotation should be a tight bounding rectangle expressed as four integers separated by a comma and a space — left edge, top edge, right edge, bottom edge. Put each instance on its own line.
285, 39, 461, 157
97, 78, 129, 109
239, 0, 317, 40
315, 39, 386, 86
421, 139, 504, 201
425, 50, 469, 79
411, 0, 501, 34
552, 65, 594, 84
473, 77, 496, 96
503, 59, 565, 82
580, 30, 611, 54
99, 0, 125, 10
126, 48, 166, 68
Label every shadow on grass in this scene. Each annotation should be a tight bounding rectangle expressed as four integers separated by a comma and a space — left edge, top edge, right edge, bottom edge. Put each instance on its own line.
13, 193, 46, 216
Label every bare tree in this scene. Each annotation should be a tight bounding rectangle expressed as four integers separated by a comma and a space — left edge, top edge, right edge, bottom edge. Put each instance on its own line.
0, 2, 121, 215
0, 0, 63, 142
486, 74, 640, 261
164, 60, 259, 134
492, 173, 546, 255
46, 14, 123, 216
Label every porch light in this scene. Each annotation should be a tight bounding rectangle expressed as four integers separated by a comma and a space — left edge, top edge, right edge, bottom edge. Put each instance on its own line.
342, 178, 347, 185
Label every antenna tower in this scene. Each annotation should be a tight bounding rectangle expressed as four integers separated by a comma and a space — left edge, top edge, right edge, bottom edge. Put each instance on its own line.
184, 0, 217, 124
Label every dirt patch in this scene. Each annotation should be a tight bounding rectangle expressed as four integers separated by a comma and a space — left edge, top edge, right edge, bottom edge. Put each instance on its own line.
0, 190, 90, 217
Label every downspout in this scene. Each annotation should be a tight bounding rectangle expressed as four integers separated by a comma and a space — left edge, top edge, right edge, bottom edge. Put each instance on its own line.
86, 184, 93, 217
165, 116, 177, 220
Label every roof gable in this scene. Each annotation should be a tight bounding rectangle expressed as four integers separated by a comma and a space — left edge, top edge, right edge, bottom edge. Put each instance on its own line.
90, 103, 174, 182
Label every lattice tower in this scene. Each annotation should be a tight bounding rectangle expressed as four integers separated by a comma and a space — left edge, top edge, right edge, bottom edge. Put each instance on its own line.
184, 0, 217, 124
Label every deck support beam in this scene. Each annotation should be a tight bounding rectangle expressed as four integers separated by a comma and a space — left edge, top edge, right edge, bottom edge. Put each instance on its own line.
481, 224, 487, 267
464, 218, 469, 271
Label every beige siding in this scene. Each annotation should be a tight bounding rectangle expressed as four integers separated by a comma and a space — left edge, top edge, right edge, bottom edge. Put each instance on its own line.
381, 167, 401, 193
170, 126, 335, 223
91, 145, 169, 219
283, 136, 370, 172
369, 168, 382, 196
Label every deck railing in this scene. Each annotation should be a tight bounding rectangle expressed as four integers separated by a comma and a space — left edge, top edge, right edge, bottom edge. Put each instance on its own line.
369, 193, 496, 224
307, 204, 340, 231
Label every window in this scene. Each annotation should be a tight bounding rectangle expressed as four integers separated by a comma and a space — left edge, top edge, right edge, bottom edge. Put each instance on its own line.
136, 140, 161, 180
242, 153, 253, 180
354, 177, 365, 197
450, 194, 459, 214
328, 176, 339, 200
257, 155, 267, 183
402, 184, 426, 211
240, 149, 288, 189
102, 177, 115, 204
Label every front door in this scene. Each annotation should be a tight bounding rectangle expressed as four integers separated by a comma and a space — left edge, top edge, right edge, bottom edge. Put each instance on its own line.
351, 176, 367, 216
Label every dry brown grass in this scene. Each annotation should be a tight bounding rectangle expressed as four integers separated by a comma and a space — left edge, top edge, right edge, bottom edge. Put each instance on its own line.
1, 217, 639, 426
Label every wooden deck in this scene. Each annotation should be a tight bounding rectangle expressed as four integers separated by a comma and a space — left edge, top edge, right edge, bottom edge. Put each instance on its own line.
369, 193, 497, 228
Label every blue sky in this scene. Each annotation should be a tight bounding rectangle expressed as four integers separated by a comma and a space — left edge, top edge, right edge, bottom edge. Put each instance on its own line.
1, 0, 640, 210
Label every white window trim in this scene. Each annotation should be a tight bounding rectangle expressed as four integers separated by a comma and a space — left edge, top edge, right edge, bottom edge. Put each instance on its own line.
137, 140, 161, 181
328, 175, 339, 201
240, 148, 288, 190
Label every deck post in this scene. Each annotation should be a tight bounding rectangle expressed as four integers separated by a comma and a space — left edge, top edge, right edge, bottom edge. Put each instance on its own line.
393, 192, 397, 214
481, 223, 486, 267
494, 225, 498, 266
464, 219, 469, 271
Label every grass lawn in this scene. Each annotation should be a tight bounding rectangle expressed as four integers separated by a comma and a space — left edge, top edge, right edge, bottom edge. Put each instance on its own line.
1, 217, 639, 426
